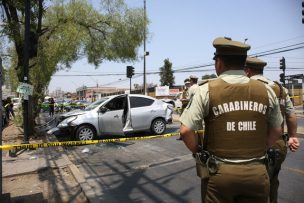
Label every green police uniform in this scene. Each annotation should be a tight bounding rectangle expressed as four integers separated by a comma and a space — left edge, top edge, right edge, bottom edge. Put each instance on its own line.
187, 84, 199, 100
187, 75, 199, 100
180, 38, 283, 203
246, 57, 295, 203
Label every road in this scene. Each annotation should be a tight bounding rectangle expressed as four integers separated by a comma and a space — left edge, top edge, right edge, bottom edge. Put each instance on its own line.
59, 121, 304, 203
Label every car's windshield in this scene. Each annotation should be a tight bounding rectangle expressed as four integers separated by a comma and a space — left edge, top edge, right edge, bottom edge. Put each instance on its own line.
84, 97, 109, 111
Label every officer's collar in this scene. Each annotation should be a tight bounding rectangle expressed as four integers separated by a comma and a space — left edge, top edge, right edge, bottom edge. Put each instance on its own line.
218, 70, 246, 78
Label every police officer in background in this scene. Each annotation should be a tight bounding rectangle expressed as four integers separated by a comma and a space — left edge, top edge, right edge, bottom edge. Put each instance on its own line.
187, 75, 199, 100
180, 78, 192, 110
177, 78, 192, 140
244, 56, 300, 203
180, 37, 283, 203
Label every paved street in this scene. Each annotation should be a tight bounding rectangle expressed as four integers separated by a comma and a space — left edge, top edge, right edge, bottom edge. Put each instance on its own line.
60, 121, 304, 203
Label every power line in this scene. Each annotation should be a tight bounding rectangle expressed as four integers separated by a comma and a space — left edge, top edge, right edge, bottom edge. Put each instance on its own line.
253, 45, 304, 57
251, 35, 304, 50
53, 42, 304, 77
250, 42, 304, 56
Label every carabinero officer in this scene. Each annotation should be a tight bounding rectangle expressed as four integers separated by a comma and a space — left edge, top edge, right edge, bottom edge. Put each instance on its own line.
244, 56, 300, 203
187, 75, 199, 100
179, 37, 283, 203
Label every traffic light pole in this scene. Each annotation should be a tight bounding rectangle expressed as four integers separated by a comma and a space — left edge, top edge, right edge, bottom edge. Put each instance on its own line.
280, 57, 286, 87
129, 77, 132, 93
283, 68, 286, 87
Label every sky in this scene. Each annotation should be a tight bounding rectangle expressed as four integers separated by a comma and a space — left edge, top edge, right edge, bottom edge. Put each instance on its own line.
48, 0, 304, 93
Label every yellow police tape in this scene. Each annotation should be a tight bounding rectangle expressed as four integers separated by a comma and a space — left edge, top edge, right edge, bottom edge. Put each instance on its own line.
290, 95, 300, 99
0, 130, 204, 151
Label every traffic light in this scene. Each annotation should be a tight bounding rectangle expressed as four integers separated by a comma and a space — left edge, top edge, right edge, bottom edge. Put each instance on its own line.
126, 66, 135, 78
279, 57, 286, 71
302, 1, 304, 24
279, 73, 285, 84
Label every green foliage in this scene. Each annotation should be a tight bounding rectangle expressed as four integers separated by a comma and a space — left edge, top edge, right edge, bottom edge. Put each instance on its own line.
1, 0, 148, 123
159, 58, 175, 86
202, 74, 217, 80
44, 0, 146, 68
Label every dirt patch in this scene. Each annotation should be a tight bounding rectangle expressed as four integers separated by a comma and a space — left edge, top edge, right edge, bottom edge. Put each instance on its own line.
2, 122, 26, 144
2, 121, 44, 145
2, 122, 87, 203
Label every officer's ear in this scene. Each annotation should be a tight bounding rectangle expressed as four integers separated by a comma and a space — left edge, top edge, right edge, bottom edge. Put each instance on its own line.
215, 56, 225, 75
244, 67, 250, 77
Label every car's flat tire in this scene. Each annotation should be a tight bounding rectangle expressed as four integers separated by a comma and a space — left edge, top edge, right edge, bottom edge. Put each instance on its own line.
75, 125, 96, 141
151, 118, 166, 135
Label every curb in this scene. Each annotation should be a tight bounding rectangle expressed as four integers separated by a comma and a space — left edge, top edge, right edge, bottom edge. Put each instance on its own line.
46, 134, 97, 203
62, 154, 100, 203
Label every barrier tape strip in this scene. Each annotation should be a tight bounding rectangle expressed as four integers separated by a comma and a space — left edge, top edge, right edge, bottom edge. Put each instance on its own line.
0, 130, 204, 151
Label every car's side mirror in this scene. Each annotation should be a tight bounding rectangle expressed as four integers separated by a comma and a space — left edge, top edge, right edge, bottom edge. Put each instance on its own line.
99, 106, 108, 113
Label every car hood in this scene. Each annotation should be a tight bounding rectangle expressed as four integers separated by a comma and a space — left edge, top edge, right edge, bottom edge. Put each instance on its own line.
62, 109, 86, 117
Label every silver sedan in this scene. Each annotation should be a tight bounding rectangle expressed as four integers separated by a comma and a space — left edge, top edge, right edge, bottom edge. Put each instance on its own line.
54, 94, 173, 140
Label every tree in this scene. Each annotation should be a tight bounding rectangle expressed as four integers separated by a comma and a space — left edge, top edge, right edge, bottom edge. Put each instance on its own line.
159, 58, 175, 86
1, 0, 147, 129
202, 74, 217, 80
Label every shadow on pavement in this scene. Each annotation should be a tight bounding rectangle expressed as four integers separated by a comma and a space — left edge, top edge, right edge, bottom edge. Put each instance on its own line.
10, 193, 45, 203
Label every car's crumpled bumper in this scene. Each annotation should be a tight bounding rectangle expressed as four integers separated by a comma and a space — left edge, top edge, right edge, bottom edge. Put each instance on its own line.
47, 126, 75, 137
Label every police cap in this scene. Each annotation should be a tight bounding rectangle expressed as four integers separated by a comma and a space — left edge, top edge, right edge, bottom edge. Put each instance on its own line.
213, 37, 251, 57
184, 78, 190, 84
245, 57, 267, 69
189, 75, 198, 80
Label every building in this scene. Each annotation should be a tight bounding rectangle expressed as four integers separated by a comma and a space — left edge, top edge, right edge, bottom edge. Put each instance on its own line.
76, 86, 129, 102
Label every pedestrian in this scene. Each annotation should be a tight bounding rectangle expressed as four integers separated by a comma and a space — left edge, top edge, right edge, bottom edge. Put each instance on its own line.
244, 56, 300, 203
179, 37, 283, 203
49, 98, 55, 117
187, 75, 199, 100
180, 78, 192, 111
177, 78, 192, 141
4, 97, 14, 120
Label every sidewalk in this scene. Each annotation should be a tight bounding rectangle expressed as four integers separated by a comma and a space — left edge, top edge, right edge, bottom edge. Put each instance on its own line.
2, 120, 87, 203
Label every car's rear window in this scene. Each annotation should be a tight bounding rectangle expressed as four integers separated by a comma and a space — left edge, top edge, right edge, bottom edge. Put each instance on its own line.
130, 96, 154, 108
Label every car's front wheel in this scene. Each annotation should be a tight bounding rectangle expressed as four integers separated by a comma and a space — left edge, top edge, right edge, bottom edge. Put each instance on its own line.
75, 125, 96, 140
151, 118, 166, 135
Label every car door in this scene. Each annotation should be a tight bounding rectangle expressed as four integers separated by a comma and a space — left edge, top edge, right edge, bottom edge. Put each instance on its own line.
98, 95, 126, 135
129, 96, 156, 131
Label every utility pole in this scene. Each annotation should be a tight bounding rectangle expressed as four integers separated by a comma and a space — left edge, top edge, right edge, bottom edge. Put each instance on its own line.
143, 0, 147, 95
23, 0, 31, 143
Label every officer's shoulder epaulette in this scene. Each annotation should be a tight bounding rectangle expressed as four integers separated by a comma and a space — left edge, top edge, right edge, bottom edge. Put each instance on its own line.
256, 79, 268, 84
198, 80, 209, 86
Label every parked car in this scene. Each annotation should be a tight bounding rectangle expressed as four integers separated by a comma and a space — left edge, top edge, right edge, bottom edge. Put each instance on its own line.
75, 100, 91, 109
49, 94, 173, 140
161, 94, 183, 109
40, 101, 49, 112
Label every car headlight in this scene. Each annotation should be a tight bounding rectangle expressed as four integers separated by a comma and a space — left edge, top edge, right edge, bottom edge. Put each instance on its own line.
57, 116, 77, 128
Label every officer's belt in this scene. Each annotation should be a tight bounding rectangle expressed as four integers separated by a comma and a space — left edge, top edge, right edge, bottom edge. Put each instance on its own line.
211, 154, 266, 164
